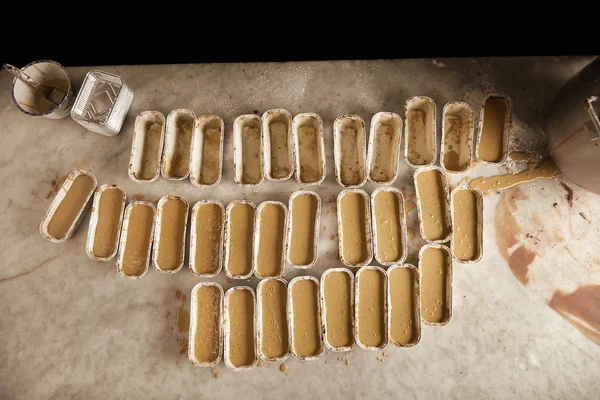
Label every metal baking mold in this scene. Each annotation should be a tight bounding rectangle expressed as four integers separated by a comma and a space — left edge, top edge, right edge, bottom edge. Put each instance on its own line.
285, 190, 321, 269
333, 114, 367, 188
128, 111, 165, 183
223, 286, 258, 371
366, 112, 403, 185
288, 276, 324, 360
189, 200, 225, 278
85, 184, 126, 261
413, 166, 453, 244
161, 109, 196, 180
387, 263, 421, 347
190, 115, 224, 188
253, 201, 288, 279
188, 282, 224, 368
371, 187, 408, 266
223, 200, 256, 279
152, 195, 189, 274
355, 266, 389, 351
70, 69, 133, 136
337, 189, 373, 268
440, 101, 475, 174
292, 113, 326, 185
39, 169, 97, 243
404, 96, 437, 168
116, 201, 156, 279
233, 114, 264, 186
262, 109, 294, 181
320, 268, 356, 352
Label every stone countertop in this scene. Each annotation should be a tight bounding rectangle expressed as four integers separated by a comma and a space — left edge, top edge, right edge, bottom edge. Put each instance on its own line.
1, 57, 599, 400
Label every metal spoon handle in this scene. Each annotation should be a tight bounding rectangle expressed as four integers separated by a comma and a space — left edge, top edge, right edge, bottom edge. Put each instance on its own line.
2, 63, 43, 90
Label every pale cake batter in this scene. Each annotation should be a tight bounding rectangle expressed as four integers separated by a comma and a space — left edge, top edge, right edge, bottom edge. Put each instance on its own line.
339, 192, 370, 266
268, 122, 291, 179
469, 158, 560, 194
451, 189, 481, 262
192, 203, 223, 276
357, 268, 386, 348
47, 173, 95, 240
297, 125, 323, 183
241, 125, 263, 184
192, 284, 222, 365
259, 279, 289, 359
372, 190, 404, 263
156, 197, 187, 271
91, 187, 124, 258
256, 203, 286, 277
227, 288, 256, 368
120, 203, 154, 277
199, 128, 222, 185
291, 279, 321, 358
322, 271, 354, 349
478, 97, 510, 163
420, 246, 450, 324
415, 169, 451, 241
226, 203, 255, 277
288, 193, 318, 266
389, 267, 419, 346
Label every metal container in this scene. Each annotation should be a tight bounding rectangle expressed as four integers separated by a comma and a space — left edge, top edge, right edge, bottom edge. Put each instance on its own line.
223, 200, 256, 279
366, 112, 403, 185
262, 109, 294, 181
404, 96, 437, 168
475, 94, 513, 165
288, 276, 324, 360
256, 278, 290, 362
253, 201, 288, 279
10, 59, 75, 120
39, 169, 97, 243
355, 266, 389, 351
320, 268, 356, 352
418, 244, 453, 326
190, 115, 224, 188
70, 69, 133, 136
152, 195, 189, 274
161, 109, 196, 180
128, 111, 165, 183
546, 57, 600, 195
189, 200, 225, 278
223, 286, 258, 371
292, 113, 326, 185
233, 114, 264, 186
188, 282, 224, 368
333, 114, 367, 188
440, 101, 475, 174
85, 184, 126, 261
413, 166, 453, 244
450, 187, 484, 264
387, 264, 421, 347
286, 190, 321, 269
116, 201, 156, 279
337, 189, 373, 268
371, 187, 408, 266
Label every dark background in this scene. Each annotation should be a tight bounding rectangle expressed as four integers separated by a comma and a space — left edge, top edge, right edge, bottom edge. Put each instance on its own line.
2, 18, 595, 67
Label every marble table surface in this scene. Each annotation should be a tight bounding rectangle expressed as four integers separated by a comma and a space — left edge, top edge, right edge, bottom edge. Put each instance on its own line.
1, 57, 599, 400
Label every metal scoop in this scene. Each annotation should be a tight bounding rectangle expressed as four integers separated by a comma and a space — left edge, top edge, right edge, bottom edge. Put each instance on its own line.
3, 63, 67, 105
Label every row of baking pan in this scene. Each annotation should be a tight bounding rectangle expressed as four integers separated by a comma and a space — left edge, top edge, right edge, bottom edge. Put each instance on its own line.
38, 167, 482, 277
188, 253, 452, 371
128, 93, 513, 187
